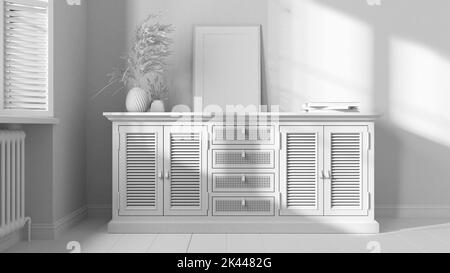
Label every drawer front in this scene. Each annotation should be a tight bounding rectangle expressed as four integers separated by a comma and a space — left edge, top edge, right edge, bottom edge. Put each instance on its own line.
213, 173, 275, 193
212, 150, 275, 169
212, 126, 275, 145
213, 197, 275, 216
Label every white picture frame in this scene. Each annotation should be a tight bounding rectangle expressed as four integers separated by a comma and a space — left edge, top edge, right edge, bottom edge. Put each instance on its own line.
193, 26, 261, 113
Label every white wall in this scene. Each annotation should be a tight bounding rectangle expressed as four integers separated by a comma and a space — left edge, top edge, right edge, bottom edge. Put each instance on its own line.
267, 0, 450, 215
86, 0, 450, 215
86, 0, 267, 207
267, 0, 374, 111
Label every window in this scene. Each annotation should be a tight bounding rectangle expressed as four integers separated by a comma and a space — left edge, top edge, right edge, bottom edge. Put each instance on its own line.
0, 0, 53, 118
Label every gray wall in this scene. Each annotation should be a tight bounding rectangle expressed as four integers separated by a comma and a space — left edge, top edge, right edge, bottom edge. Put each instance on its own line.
23, 0, 88, 236
25, 126, 54, 226
86, 0, 450, 214
52, 0, 88, 222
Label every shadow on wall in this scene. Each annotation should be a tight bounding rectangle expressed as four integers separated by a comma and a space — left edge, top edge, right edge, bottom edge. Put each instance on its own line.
268, 0, 450, 216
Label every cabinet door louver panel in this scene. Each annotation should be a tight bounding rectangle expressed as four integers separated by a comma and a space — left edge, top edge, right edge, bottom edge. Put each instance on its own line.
2, 0, 51, 113
280, 127, 323, 216
325, 127, 368, 216
170, 133, 201, 207
119, 127, 163, 216
286, 133, 318, 207
126, 133, 157, 208
165, 127, 207, 216
330, 133, 362, 209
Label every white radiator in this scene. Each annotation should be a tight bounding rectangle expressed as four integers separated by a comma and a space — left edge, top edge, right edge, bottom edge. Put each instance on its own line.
0, 130, 31, 241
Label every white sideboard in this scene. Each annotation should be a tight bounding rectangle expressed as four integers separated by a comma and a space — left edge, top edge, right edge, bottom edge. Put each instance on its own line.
104, 112, 379, 234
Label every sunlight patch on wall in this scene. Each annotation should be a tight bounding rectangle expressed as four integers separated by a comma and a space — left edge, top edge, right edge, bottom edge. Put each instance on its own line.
267, 0, 374, 111
390, 38, 450, 147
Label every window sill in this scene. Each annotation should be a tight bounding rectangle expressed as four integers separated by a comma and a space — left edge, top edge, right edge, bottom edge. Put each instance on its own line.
0, 116, 59, 125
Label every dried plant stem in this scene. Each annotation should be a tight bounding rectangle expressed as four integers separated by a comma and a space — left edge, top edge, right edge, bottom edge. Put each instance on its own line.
93, 14, 174, 99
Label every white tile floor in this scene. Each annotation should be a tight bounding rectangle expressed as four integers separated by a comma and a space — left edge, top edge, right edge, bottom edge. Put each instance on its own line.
4, 217, 450, 253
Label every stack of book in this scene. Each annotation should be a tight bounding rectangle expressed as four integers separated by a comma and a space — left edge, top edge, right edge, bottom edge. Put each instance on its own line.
302, 102, 361, 113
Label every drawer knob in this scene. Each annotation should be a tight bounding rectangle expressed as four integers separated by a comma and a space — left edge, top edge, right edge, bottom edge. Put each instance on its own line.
241, 199, 247, 207
241, 151, 247, 158
241, 176, 246, 183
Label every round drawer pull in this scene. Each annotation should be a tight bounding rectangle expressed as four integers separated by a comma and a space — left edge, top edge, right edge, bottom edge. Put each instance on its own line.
241, 176, 247, 183
241, 151, 247, 158
241, 199, 247, 207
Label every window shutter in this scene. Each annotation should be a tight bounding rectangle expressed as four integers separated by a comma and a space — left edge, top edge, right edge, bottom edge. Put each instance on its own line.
280, 126, 323, 216
164, 127, 207, 216
324, 127, 369, 216
118, 126, 164, 216
1, 0, 53, 117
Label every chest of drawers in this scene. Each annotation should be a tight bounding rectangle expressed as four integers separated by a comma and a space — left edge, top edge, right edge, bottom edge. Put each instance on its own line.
209, 126, 278, 216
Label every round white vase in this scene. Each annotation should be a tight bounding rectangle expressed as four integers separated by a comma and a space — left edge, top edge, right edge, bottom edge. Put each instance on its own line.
149, 100, 166, 112
126, 87, 151, 112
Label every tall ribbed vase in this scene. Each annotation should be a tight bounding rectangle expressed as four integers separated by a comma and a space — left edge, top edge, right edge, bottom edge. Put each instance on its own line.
126, 87, 151, 112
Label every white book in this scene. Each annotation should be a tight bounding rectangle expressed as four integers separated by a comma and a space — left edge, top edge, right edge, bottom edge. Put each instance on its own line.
304, 108, 360, 113
304, 102, 361, 110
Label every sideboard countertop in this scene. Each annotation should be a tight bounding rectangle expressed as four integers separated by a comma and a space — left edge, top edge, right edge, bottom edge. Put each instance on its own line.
104, 112, 381, 122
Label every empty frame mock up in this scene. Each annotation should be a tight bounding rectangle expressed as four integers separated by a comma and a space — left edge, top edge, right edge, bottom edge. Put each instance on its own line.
194, 26, 261, 112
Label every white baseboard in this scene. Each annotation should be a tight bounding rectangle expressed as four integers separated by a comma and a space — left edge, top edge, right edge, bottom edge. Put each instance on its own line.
31, 206, 88, 240
376, 205, 450, 218
87, 204, 112, 218
0, 229, 24, 252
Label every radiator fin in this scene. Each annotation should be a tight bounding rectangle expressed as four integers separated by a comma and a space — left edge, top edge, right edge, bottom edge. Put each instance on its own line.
0, 130, 27, 238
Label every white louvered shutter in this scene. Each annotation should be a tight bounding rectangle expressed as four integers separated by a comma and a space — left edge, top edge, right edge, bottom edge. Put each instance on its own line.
118, 126, 163, 216
1, 0, 53, 116
164, 126, 207, 216
280, 126, 323, 216
324, 126, 369, 216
